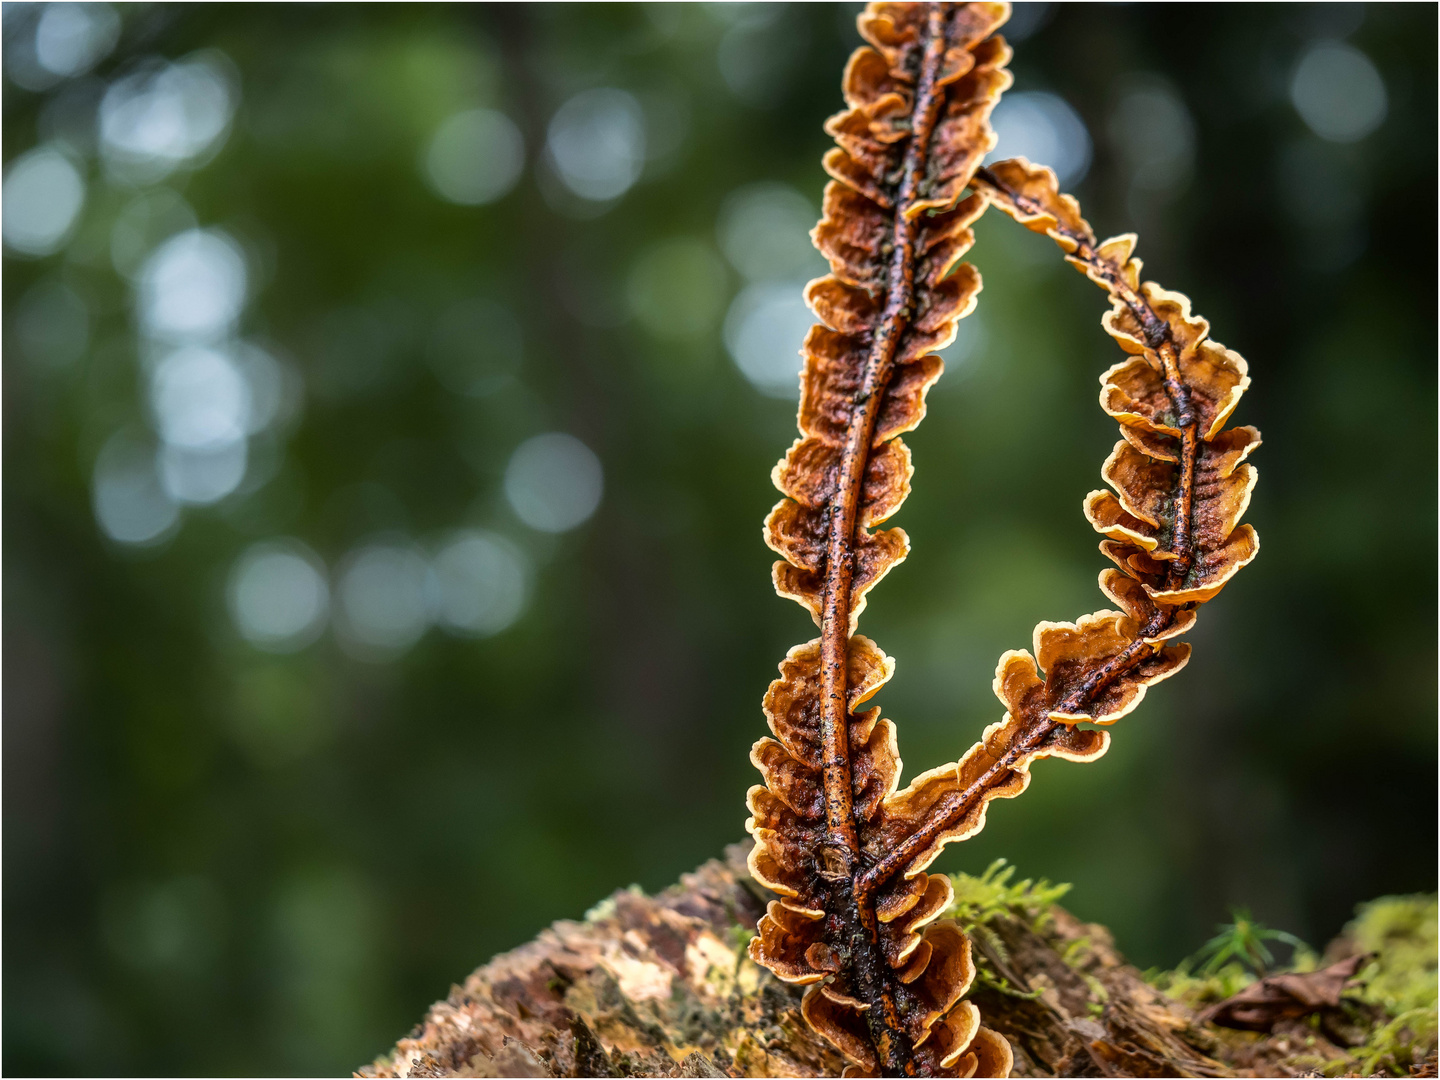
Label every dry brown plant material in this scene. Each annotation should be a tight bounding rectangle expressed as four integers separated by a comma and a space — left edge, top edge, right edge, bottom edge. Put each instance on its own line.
1199, 955, 1370, 1032
745, 3, 1261, 1077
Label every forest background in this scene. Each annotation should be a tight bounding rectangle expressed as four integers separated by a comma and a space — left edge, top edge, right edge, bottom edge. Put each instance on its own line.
2, 3, 1435, 1076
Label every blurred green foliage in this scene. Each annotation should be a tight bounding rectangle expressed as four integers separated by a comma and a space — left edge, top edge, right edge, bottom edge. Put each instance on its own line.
3, 3, 1435, 1075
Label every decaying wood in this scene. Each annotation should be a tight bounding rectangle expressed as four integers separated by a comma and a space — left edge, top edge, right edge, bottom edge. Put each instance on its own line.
359, 846, 1386, 1080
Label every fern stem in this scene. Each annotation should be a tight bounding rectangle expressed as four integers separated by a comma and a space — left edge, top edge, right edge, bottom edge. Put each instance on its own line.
818, 2, 950, 869
819, 7, 955, 1071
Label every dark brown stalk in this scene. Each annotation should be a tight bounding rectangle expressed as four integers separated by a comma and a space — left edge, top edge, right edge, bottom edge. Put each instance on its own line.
816, 10, 954, 1067
818, 2, 949, 870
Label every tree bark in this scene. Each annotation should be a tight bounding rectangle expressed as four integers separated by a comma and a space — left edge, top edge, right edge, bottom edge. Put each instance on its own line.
357, 844, 1422, 1078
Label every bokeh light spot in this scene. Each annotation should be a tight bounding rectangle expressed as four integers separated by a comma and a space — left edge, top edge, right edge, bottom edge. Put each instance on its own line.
1290, 41, 1386, 143
91, 431, 179, 546
546, 88, 646, 203
2, 145, 86, 256
149, 346, 251, 450
723, 281, 812, 399
138, 229, 247, 343
504, 433, 603, 533
228, 540, 330, 651
160, 440, 248, 506
234, 341, 301, 435
34, 2, 120, 78
335, 542, 432, 657
987, 90, 1092, 188
716, 182, 821, 283
625, 237, 729, 341
429, 531, 528, 637
99, 54, 237, 182
1107, 76, 1196, 196
423, 108, 525, 206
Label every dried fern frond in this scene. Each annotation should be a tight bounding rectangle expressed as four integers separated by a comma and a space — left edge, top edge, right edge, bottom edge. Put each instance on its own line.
748, 3, 1013, 1077
745, 5, 1260, 1078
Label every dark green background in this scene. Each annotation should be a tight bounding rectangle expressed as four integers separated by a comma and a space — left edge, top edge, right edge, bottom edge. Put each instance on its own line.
4, 3, 1435, 1075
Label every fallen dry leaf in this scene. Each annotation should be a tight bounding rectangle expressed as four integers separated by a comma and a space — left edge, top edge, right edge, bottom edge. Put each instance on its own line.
1199, 954, 1371, 1032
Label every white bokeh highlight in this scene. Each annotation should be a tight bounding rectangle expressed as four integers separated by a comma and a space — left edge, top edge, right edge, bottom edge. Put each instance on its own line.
723, 281, 812, 398
160, 440, 248, 506
504, 433, 604, 533
335, 542, 433, 656
35, 2, 120, 78
716, 182, 821, 283
2, 145, 86, 256
1291, 41, 1387, 143
1107, 77, 1196, 196
429, 531, 528, 637
424, 108, 525, 206
92, 432, 179, 546
546, 88, 646, 202
99, 54, 236, 182
149, 346, 251, 451
228, 540, 330, 652
987, 90, 1092, 188
233, 342, 299, 434
137, 229, 247, 343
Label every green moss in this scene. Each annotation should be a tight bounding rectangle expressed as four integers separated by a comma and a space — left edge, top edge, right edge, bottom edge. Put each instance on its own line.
1146, 894, 1437, 1078
1341, 894, 1438, 1077
1147, 959, 1257, 1010
944, 859, 1072, 1000
947, 858, 1072, 933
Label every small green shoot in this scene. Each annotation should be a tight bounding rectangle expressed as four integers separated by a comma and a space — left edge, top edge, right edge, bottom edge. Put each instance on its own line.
1186, 907, 1308, 977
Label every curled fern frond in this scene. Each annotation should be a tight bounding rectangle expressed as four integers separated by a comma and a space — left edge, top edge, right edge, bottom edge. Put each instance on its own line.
744, 7, 1260, 1078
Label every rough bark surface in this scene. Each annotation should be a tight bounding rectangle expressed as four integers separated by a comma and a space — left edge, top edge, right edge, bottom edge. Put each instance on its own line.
358, 845, 1414, 1079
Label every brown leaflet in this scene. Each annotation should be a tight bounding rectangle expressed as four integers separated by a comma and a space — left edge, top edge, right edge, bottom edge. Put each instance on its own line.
746, 3, 1012, 1077
843, 158, 1262, 920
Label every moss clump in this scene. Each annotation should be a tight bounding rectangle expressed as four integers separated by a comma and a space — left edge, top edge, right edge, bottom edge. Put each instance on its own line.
947, 858, 1072, 931
1147, 958, 1256, 1011
943, 864, 1436, 1078
945, 859, 1073, 1000
1149, 908, 1317, 1013
1338, 894, 1438, 1077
